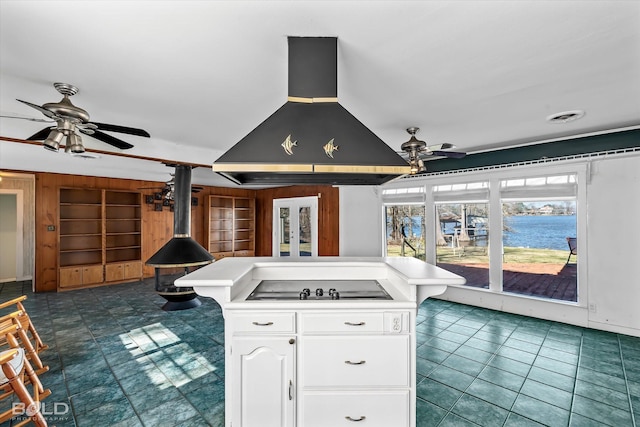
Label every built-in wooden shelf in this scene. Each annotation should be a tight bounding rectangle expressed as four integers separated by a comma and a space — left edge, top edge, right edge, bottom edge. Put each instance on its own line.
58, 188, 143, 289
207, 195, 255, 260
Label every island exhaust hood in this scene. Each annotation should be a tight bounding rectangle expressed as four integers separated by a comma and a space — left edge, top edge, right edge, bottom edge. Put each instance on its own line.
212, 37, 411, 185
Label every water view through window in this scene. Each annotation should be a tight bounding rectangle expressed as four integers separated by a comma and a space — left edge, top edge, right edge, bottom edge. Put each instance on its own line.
385, 172, 579, 303
436, 203, 490, 289
502, 200, 577, 300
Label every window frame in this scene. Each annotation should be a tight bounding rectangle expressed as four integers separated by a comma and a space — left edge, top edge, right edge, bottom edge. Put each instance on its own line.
383, 162, 588, 306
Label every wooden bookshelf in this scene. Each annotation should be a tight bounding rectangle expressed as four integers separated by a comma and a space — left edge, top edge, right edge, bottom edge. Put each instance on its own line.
58, 188, 143, 289
207, 195, 255, 260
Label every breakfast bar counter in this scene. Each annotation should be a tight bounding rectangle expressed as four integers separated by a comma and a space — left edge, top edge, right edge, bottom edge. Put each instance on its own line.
176, 256, 465, 427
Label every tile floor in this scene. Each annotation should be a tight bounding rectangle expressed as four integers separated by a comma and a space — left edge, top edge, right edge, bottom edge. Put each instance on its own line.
1, 279, 639, 426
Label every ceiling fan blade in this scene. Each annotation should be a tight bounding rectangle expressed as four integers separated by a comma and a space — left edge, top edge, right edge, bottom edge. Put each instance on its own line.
431, 150, 467, 159
16, 99, 58, 120
90, 122, 150, 137
79, 128, 134, 149
426, 143, 455, 151
0, 114, 54, 123
27, 127, 55, 141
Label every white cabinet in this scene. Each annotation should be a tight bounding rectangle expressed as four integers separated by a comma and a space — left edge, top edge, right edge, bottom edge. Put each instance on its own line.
229, 312, 296, 427
299, 311, 412, 427
227, 309, 413, 427
231, 336, 295, 427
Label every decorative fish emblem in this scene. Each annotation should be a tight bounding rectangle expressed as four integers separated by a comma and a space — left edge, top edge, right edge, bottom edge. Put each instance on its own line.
323, 138, 339, 158
281, 134, 297, 155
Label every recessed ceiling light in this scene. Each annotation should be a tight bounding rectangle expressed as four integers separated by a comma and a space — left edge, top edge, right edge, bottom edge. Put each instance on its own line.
546, 110, 585, 124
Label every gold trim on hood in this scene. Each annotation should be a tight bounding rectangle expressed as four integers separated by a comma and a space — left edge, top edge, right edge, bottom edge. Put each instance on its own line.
314, 164, 411, 174
212, 163, 411, 174
287, 96, 338, 103
212, 163, 314, 173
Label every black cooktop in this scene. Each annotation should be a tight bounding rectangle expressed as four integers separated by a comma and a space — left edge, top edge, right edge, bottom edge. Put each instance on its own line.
246, 279, 392, 301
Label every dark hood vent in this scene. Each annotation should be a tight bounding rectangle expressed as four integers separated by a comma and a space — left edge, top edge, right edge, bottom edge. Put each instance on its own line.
212, 37, 410, 185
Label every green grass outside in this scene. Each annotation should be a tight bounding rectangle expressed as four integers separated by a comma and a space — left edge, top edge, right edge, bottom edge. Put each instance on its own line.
388, 243, 571, 264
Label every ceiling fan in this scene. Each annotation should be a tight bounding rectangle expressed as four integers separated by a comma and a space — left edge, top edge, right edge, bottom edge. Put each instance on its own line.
1, 82, 150, 153
398, 127, 466, 174
139, 174, 204, 201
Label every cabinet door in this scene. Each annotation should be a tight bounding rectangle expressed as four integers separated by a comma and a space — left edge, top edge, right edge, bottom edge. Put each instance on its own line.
231, 336, 295, 427
124, 261, 142, 280
105, 263, 125, 282
82, 265, 104, 285
59, 267, 82, 288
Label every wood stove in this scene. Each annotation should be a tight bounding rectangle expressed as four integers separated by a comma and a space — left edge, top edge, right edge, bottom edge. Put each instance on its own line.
146, 164, 213, 310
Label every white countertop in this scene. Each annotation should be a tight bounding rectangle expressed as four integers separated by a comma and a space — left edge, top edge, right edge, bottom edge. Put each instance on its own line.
175, 256, 466, 309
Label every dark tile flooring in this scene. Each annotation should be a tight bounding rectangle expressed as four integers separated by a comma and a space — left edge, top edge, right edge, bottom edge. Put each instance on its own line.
1, 279, 639, 426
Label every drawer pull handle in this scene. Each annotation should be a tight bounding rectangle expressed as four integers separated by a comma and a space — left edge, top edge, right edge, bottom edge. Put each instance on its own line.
345, 416, 366, 422
344, 321, 366, 326
252, 321, 274, 326
345, 360, 366, 365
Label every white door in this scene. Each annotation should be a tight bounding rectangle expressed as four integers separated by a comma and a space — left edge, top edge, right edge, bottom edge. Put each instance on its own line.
231, 336, 296, 427
273, 196, 318, 257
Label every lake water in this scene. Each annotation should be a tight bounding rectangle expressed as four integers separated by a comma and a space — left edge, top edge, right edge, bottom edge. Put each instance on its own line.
398, 214, 576, 251
503, 215, 576, 250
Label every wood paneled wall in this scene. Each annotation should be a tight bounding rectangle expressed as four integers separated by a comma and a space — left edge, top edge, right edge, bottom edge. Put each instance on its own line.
255, 185, 340, 256
28, 171, 339, 292
32, 171, 256, 292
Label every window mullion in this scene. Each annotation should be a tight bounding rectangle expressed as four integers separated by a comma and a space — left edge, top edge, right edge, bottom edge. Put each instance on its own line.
488, 178, 503, 292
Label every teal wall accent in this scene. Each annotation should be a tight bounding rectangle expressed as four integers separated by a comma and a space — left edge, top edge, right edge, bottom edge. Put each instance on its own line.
425, 128, 640, 173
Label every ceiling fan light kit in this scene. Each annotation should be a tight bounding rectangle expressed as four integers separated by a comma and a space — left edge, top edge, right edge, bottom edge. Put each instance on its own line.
3, 82, 150, 153
43, 129, 64, 151
398, 127, 466, 174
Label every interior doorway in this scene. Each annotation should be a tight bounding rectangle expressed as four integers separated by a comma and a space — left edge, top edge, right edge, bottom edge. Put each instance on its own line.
273, 196, 318, 257
0, 191, 23, 283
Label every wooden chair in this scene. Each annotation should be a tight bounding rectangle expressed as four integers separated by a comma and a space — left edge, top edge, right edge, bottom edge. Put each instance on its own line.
0, 311, 48, 375
0, 296, 48, 354
0, 324, 51, 427
566, 237, 577, 264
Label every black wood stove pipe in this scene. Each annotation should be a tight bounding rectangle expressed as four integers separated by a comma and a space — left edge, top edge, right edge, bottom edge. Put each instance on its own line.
146, 164, 213, 311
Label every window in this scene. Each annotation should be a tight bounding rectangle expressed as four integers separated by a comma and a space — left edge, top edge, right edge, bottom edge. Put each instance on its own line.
385, 204, 426, 260
382, 167, 583, 304
435, 202, 490, 289
500, 174, 577, 301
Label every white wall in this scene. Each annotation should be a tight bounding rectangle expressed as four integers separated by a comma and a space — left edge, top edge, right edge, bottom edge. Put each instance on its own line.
339, 154, 640, 337
339, 186, 382, 256
585, 155, 640, 334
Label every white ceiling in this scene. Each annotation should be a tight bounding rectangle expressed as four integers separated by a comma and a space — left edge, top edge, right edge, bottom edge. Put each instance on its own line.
1, 1, 639, 187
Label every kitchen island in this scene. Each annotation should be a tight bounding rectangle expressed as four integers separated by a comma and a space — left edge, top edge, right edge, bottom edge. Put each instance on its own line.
176, 256, 465, 427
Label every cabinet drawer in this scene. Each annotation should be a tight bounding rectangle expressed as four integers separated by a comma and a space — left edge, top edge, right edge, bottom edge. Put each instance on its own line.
231, 312, 296, 334
302, 391, 409, 427
302, 335, 409, 387
302, 312, 384, 333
